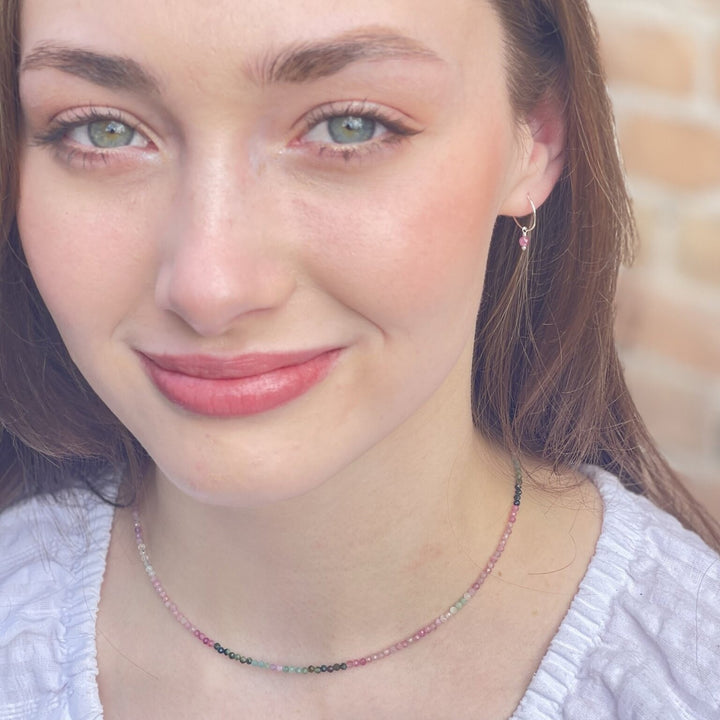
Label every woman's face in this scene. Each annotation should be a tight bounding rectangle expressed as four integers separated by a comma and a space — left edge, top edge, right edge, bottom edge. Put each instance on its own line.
17, 0, 544, 505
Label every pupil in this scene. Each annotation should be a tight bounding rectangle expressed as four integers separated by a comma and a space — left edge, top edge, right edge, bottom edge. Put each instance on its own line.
328, 116, 375, 144
88, 120, 134, 148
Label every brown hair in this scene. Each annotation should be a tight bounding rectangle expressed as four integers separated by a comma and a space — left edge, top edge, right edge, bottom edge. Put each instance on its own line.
1, 0, 718, 549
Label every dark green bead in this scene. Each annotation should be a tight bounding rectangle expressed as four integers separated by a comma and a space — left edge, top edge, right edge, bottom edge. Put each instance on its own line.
320, 665, 328, 672
213, 643, 222, 652
308, 665, 315, 672
340, 663, 347, 670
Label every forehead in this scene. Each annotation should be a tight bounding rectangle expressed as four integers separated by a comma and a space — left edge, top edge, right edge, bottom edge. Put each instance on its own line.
19, 0, 504, 86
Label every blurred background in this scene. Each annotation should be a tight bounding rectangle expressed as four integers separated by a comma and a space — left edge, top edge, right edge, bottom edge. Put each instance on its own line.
589, 0, 720, 515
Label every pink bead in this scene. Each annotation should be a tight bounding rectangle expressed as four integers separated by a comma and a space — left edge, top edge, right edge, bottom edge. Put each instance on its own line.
129, 468, 522, 677
519, 234, 529, 250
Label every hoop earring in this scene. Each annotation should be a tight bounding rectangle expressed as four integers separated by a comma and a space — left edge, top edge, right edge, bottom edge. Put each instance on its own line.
513, 196, 537, 252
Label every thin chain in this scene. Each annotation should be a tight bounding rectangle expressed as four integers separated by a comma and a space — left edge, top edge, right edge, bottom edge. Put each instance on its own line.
133, 460, 523, 675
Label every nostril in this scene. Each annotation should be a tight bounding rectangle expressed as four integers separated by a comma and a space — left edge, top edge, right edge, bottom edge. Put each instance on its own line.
154, 245, 295, 337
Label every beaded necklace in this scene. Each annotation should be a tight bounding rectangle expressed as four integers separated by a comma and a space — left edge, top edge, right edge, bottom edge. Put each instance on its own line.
133, 461, 522, 675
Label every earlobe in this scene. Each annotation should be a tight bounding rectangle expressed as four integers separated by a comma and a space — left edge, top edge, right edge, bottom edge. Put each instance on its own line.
499, 97, 566, 217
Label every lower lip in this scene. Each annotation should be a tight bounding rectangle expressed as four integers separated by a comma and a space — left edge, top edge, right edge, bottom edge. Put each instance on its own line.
141, 350, 341, 417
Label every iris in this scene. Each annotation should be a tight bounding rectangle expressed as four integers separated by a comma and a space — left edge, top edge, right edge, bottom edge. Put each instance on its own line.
327, 116, 376, 144
88, 120, 135, 148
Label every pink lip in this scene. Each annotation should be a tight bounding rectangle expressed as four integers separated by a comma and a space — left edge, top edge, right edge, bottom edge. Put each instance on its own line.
139, 348, 342, 417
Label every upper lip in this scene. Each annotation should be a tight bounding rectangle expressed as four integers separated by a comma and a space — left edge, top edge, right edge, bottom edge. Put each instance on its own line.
139, 349, 338, 379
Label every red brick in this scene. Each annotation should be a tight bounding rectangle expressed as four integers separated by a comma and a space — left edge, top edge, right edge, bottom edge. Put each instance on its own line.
618, 117, 720, 189
615, 272, 720, 376
715, 32, 720, 101
620, 354, 715, 456
678, 213, 720, 287
598, 21, 695, 95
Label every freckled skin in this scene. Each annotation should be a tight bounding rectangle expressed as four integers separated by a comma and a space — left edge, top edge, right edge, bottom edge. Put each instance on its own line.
17, 0, 542, 506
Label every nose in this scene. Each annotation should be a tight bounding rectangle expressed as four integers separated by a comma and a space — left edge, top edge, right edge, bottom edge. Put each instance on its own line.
154, 156, 295, 337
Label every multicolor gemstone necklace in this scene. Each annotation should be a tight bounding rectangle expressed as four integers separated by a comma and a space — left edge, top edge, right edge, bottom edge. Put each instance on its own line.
133, 461, 522, 675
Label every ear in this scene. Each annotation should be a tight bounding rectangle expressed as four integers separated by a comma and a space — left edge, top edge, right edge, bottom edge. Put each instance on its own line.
498, 97, 566, 217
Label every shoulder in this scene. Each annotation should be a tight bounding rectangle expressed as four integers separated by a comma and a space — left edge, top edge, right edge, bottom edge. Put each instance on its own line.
0, 489, 114, 719
515, 467, 720, 719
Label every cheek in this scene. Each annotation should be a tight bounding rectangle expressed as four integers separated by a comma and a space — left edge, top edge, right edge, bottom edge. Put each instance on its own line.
294, 144, 506, 334
16, 154, 155, 342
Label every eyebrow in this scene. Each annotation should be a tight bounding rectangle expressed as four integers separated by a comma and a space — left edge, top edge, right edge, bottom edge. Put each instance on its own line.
19, 29, 443, 93
21, 43, 161, 94
257, 29, 444, 84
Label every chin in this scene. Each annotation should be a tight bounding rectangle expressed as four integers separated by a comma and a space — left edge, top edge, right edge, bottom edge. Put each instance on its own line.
152, 456, 342, 509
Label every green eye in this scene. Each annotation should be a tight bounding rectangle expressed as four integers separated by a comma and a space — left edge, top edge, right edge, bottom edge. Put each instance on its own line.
327, 116, 376, 144
88, 120, 136, 148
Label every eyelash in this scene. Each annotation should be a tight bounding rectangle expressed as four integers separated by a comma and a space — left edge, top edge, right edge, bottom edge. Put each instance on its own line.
295, 101, 421, 161
32, 107, 149, 169
32, 101, 420, 169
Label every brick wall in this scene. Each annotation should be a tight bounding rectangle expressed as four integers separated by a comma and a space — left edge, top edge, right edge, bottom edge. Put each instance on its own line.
588, 0, 720, 515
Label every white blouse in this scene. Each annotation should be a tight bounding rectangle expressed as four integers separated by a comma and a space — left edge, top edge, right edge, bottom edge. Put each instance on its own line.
1, 468, 719, 719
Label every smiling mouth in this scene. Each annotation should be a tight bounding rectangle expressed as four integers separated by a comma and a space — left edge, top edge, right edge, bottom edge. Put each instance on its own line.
139, 348, 342, 417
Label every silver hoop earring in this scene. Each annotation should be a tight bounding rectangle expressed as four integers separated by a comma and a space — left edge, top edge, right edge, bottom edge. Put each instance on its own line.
513, 196, 537, 252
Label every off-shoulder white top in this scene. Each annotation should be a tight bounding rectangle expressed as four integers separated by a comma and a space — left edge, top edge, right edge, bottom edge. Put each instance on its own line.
1, 468, 719, 719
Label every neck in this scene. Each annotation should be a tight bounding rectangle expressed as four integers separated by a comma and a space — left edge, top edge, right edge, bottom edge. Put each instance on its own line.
131, 380, 518, 662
